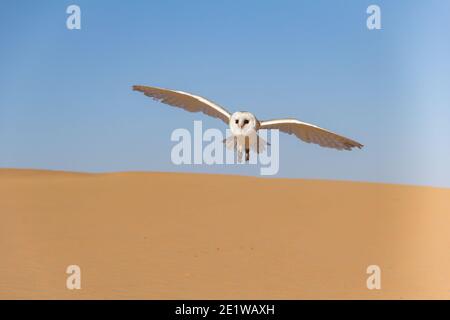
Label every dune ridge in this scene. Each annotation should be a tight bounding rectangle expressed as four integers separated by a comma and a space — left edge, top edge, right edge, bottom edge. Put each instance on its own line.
1, 169, 449, 299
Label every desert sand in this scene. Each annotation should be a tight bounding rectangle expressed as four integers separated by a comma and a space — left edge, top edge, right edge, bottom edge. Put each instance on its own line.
1, 169, 450, 299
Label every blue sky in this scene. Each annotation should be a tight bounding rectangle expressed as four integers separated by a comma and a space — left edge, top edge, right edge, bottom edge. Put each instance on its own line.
0, 1, 449, 187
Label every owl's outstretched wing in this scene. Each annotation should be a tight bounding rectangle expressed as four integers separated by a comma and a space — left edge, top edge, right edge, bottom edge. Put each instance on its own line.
260, 119, 363, 151
133, 85, 231, 124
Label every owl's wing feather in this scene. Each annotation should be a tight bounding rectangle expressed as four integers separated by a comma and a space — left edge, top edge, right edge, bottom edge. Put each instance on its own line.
260, 119, 363, 151
133, 85, 231, 124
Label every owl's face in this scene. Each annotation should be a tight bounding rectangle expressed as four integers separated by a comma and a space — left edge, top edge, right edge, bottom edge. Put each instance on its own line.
229, 112, 257, 136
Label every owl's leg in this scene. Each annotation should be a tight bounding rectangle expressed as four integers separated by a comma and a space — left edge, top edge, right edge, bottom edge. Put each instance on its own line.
256, 135, 260, 154
244, 136, 250, 162
237, 149, 243, 163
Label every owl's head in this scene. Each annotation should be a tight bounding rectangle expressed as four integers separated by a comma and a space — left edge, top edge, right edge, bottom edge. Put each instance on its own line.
229, 112, 258, 136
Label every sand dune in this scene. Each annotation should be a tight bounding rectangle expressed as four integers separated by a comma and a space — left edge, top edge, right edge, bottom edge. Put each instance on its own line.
1, 169, 450, 299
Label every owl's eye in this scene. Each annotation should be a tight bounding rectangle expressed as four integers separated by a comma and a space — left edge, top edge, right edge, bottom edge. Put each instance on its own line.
235, 119, 239, 124
244, 119, 249, 124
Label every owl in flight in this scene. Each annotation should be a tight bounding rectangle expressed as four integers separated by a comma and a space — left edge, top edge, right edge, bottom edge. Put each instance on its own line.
133, 85, 363, 162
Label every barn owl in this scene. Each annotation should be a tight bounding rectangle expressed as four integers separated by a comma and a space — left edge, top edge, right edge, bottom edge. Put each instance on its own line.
133, 85, 363, 162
